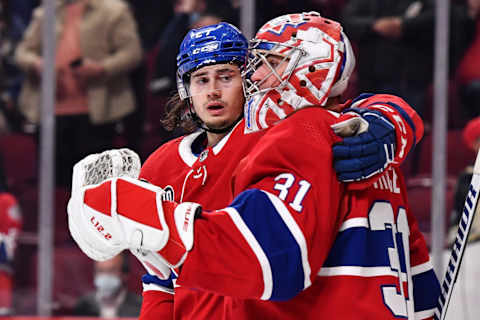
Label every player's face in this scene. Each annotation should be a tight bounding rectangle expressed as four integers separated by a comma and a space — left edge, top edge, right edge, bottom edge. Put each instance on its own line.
189, 64, 244, 130
250, 54, 288, 90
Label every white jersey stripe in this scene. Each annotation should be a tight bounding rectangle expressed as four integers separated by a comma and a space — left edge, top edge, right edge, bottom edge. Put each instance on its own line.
142, 282, 174, 294
339, 217, 369, 232
319, 266, 402, 279
411, 260, 434, 276
223, 207, 273, 300
415, 308, 435, 319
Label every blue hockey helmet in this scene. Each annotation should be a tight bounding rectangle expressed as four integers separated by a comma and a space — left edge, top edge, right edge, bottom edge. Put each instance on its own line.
176, 22, 248, 100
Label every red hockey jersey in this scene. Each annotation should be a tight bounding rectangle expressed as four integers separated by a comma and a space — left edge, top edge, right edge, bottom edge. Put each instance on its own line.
139, 96, 438, 319
138, 120, 265, 318
0, 192, 22, 311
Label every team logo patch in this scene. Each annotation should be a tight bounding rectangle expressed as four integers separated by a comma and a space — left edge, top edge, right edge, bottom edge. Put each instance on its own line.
199, 149, 209, 162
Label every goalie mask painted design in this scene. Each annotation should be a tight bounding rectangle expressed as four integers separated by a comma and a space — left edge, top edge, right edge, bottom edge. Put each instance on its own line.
243, 12, 355, 132
176, 22, 248, 101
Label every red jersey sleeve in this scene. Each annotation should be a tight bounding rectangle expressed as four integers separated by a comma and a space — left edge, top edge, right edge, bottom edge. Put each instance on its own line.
177, 108, 345, 301
139, 290, 173, 320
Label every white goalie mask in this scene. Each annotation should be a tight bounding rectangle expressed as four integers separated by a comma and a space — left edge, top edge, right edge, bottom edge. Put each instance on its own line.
242, 12, 355, 132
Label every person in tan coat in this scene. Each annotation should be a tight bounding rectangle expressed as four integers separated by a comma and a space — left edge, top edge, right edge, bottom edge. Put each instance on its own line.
15, 0, 142, 186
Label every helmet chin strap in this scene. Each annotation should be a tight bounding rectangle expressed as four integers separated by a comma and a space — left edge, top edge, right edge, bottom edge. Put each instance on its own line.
186, 100, 243, 134
193, 112, 243, 134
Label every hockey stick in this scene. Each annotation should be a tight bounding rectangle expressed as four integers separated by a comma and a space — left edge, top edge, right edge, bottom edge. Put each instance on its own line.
434, 149, 480, 320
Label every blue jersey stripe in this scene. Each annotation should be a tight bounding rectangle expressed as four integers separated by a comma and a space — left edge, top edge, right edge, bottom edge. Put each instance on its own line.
230, 189, 304, 301
142, 272, 176, 289
323, 226, 395, 268
412, 269, 441, 311
396, 232, 407, 273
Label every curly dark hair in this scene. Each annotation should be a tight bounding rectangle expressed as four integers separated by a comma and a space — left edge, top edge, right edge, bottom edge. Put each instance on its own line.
161, 92, 198, 134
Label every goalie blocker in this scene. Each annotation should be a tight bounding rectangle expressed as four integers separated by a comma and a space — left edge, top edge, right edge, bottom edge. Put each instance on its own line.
67, 176, 201, 273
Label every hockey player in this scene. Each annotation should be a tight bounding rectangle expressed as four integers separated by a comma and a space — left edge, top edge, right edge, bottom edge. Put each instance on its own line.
0, 161, 22, 315
134, 22, 266, 318
68, 15, 439, 319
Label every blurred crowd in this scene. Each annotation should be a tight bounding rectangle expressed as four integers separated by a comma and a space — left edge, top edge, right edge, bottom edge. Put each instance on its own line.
0, 0, 480, 316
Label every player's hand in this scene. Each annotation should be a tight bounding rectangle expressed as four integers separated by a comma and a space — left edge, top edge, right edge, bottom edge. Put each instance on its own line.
72, 58, 105, 81
331, 108, 396, 182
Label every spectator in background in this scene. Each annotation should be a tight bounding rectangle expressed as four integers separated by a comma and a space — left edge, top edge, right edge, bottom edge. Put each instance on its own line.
341, 0, 435, 118
0, 0, 25, 133
120, 1, 174, 154
450, 116, 480, 241
149, 0, 236, 96
14, 0, 142, 187
125, 1, 174, 52
456, 0, 480, 120
7, 0, 39, 42
0, 156, 22, 316
73, 253, 141, 318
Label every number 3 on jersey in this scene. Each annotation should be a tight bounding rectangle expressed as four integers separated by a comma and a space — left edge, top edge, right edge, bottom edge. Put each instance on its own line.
273, 173, 311, 212
370, 201, 414, 318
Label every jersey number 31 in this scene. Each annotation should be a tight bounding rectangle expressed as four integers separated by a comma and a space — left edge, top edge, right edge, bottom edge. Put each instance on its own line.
370, 201, 414, 318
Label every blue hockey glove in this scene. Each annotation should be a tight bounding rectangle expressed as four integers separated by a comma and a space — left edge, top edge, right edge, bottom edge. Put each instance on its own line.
332, 108, 396, 182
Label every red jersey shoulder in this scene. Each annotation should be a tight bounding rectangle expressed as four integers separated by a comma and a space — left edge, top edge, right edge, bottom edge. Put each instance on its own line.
233, 107, 341, 193
140, 136, 185, 183
268, 107, 342, 147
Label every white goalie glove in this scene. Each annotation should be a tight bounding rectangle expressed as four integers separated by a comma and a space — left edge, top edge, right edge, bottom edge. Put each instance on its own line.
68, 149, 141, 262
67, 149, 200, 279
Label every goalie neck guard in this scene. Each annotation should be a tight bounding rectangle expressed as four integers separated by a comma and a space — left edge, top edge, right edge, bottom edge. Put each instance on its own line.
243, 12, 356, 132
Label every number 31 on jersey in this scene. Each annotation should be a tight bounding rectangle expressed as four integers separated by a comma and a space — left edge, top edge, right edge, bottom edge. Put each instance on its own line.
273, 173, 311, 212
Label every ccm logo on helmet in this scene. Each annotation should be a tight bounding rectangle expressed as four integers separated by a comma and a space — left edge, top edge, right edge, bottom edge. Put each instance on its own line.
90, 216, 112, 240
192, 42, 219, 54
